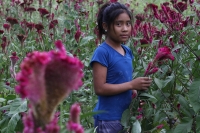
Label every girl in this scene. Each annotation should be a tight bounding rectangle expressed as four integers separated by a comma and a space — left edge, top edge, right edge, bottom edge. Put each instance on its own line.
90, 2, 152, 133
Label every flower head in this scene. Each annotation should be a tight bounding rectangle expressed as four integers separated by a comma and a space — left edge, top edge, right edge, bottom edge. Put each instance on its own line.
6, 17, 18, 25
154, 46, 175, 62
38, 8, 49, 17
3, 23, 11, 31
174, 2, 187, 13
15, 40, 84, 127
24, 7, 36, 12
0, 30, 4, 34
74, 28, 81, 43
156, 124, 164, 129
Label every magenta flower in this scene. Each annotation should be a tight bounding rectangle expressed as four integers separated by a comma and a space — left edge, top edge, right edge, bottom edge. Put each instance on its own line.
67, 121, 84, 133
69, 103, 81, 123
38, 8, 49, 17
174, 2, 187, 13
49, 20, 58, 29
6, 17, 18, 25
10, 52, 19, 67
23, 109, 60, 133
177, 103, 180, 110
35, 23, 44, 31
24, 7, 36, 12
140, 38, 148, 44
136, 114, 143, 120
154, 46, 175, 62
137, 108, 143, 112
145, 67, 159, 76
189, 0, 194, 4
110, 0, 118, 2
67, 102, 84, 133
156, 124, 164, 129
15, 40, 84, 128
74, 28, 81, 43
26, 22, 35, 30
3, 23, 11, 31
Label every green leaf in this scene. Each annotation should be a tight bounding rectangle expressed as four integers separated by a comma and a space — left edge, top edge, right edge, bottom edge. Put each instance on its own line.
153, 111, 166, 125
8, 98, 27, 115
154, 76, 173, 89
0, 98, 6, 102
80, 36, 94, 46
196, 115, 200, 132
131, 120, 141, 133
6, 113, 20, 133
188, 79, 200, 113
139, 93, 157, 103
5, 95, 16, 100
173, 117, 193, 133
121, 109, 130, 128
0, 105, 10, 111
3, 85, 14, 90
178, 95, 194, 117
0, 116, 9, 130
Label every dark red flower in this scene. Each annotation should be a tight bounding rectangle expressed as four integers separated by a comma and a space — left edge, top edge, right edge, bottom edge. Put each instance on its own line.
2, 36, 7, 42
49, 20, 58, 29
1, 42, 6, 53
35, 23, 44, 31
56, 0, 63, 4
6, 17, 18, 25
24, 7, 36, 12
74, 28, 81, 43
96, 0, 103, 5
26, 22, 35, 30
38, 8, 49, 17
17, 34, 26, 44
0, 30, 4, 34
177, 103, 180, 110
3, 23, 11, 30
174, 2, 187, 13
135, 14, 145, 21
140, 38, 148, 44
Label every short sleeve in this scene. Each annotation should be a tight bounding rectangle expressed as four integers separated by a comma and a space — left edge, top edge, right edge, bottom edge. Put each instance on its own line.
90, 46, 108, 68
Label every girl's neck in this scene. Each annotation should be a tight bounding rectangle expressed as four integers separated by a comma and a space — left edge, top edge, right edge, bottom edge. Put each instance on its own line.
105, 38, 121, 49
105, 39, 125, 56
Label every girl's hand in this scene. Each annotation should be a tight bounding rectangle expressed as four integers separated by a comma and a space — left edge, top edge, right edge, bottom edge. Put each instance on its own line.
131, 77, 152, 91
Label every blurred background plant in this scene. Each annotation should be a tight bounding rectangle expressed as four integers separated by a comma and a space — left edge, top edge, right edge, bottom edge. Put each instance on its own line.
0, 0, 200, 133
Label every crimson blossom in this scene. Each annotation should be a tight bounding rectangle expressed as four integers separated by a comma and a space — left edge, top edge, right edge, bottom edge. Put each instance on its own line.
153, 46, 175, 62
15, 40, 84, 131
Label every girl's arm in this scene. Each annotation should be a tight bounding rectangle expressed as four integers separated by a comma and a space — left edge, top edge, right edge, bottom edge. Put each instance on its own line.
92, 62, 152, 96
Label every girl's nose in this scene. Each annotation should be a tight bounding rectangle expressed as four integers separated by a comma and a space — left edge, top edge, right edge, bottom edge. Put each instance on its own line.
122, 25, 128, 31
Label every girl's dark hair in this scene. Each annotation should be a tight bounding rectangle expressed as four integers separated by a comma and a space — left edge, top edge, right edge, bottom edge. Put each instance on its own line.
96, 2, 133, 40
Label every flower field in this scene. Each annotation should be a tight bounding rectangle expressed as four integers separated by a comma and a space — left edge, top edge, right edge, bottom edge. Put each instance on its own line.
0, 0, 200, 133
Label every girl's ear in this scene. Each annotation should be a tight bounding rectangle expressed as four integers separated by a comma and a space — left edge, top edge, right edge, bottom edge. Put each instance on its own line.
102, 22, 108, 31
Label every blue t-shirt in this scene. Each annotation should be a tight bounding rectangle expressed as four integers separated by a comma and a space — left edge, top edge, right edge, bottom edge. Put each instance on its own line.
90, 42, 134, 121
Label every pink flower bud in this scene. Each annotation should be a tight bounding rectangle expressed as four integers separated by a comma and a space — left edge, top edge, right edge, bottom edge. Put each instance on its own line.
156, 124, 164, 129
3, 23, 11, 31
136, 114, 143, 120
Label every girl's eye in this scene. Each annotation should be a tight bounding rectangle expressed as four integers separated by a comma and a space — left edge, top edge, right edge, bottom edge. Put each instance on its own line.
127, 22, 131, 26
116, 22, 122, 26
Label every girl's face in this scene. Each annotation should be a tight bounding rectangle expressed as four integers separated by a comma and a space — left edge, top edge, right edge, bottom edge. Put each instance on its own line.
107, 12, 132, 44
